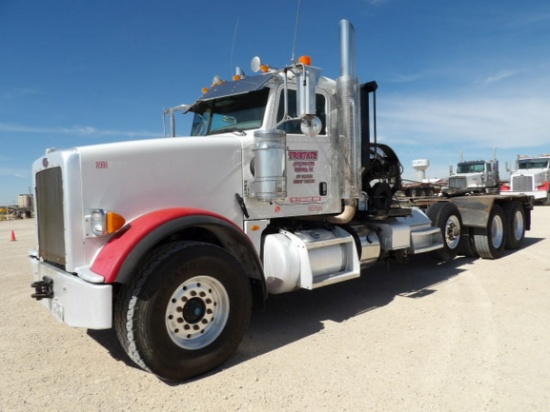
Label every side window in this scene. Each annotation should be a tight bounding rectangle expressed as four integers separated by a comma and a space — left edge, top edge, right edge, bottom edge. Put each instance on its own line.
276, 90, 327, 135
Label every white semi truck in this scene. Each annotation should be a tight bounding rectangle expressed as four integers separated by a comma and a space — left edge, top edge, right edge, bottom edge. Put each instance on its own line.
442, 159, 500, 196
501, 154, 550, 205
30, 20, 533, 381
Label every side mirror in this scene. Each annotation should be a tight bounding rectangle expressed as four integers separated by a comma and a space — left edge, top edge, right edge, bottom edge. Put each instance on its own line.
163, 104, 190, 137
297, 65, 322, 137
296, 66, 320, 117
300, 115, 322, 137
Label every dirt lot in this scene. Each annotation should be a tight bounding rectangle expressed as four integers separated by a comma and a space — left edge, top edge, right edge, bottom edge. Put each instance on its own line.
1, 208, 549, 411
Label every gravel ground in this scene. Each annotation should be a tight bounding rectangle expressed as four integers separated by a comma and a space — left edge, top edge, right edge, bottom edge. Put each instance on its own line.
1, 207, 549, 412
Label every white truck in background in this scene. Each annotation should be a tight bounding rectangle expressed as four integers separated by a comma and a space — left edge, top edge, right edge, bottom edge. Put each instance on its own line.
501, 154, 550, 205
29, 20, 534, 382
442, 157, 500, 196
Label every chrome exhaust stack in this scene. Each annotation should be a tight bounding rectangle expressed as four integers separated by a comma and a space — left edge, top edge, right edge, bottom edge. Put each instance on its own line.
336, 19, 361, 200
329, 20, 361, 224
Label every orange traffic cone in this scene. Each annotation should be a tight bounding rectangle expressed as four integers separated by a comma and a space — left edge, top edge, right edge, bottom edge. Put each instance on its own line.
10, 230, 16, 241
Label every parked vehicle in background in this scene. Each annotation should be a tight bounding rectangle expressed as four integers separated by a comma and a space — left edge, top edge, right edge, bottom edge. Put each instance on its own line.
501, 154, 550, 205
442, 159, 500, 196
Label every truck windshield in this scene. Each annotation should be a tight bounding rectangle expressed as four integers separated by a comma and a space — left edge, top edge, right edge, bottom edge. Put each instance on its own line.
518, 160, 549, 170
189, 88, 270, 136
457, 163, 485, 173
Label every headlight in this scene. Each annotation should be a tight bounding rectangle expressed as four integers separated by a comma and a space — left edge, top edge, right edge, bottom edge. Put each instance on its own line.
88, 209, 126, 237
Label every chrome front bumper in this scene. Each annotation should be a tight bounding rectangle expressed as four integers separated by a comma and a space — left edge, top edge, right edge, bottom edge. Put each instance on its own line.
504, 190, 547, 200
30, 253, 112, 329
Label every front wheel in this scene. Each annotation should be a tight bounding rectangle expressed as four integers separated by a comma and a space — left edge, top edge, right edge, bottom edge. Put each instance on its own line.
115, 241, 252, 382
426, 202, 463, 262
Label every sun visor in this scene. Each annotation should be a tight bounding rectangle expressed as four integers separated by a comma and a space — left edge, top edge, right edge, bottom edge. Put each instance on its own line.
185, 74, 276, 112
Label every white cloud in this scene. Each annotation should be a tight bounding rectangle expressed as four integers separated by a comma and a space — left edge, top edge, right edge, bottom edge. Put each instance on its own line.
378, 94, 550, 149
481, 70, 520, 85
0, 167, 28, 178
362, 0, 388, 5
511, 12, 550, 27
2, 88, 40, 100
0, 122, 155, 138
388, 72, 429, 83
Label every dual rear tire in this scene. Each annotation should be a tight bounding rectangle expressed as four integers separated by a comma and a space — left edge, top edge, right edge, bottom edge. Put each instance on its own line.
472, 204, 506, 259
428, 201, 527, 261
502, 201, 526, 250
461, 201, 526, 259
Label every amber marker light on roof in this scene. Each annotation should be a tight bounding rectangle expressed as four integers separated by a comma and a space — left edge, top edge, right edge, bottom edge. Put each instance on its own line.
298, 55, 312, 66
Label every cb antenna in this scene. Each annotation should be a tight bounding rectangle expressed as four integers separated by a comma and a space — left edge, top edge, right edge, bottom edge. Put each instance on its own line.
291, 0, 302, 62
230, 17, 240, 73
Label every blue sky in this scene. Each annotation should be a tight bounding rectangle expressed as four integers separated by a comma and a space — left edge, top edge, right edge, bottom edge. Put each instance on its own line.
1, 0, 549, 205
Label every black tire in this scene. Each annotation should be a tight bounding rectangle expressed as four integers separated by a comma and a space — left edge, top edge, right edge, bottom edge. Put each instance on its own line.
457, 228, 478, 258
473, 204, 506, 259
503, 201, 526, 249
426, 202, 463, 262
115, 241, 252, 382
543, 193, 550, 206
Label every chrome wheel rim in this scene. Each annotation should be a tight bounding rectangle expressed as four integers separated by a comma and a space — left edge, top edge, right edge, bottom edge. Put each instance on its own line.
165, 275, 229, 350
512, 210, 524, 240
445, 215, 461, 249
491, 215, 504, 248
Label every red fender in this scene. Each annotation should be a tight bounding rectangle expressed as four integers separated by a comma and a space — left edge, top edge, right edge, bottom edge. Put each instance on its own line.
90, 208, 242, 283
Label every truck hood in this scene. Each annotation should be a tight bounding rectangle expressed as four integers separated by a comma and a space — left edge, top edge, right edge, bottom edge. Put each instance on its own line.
76, 136, 245, 224
33, 136, 246, 271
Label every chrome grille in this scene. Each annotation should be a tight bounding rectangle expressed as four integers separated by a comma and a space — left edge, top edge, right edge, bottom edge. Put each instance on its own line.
511, 175, 533, 192
449, 176, 467, 189
36, 167, 66, 266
